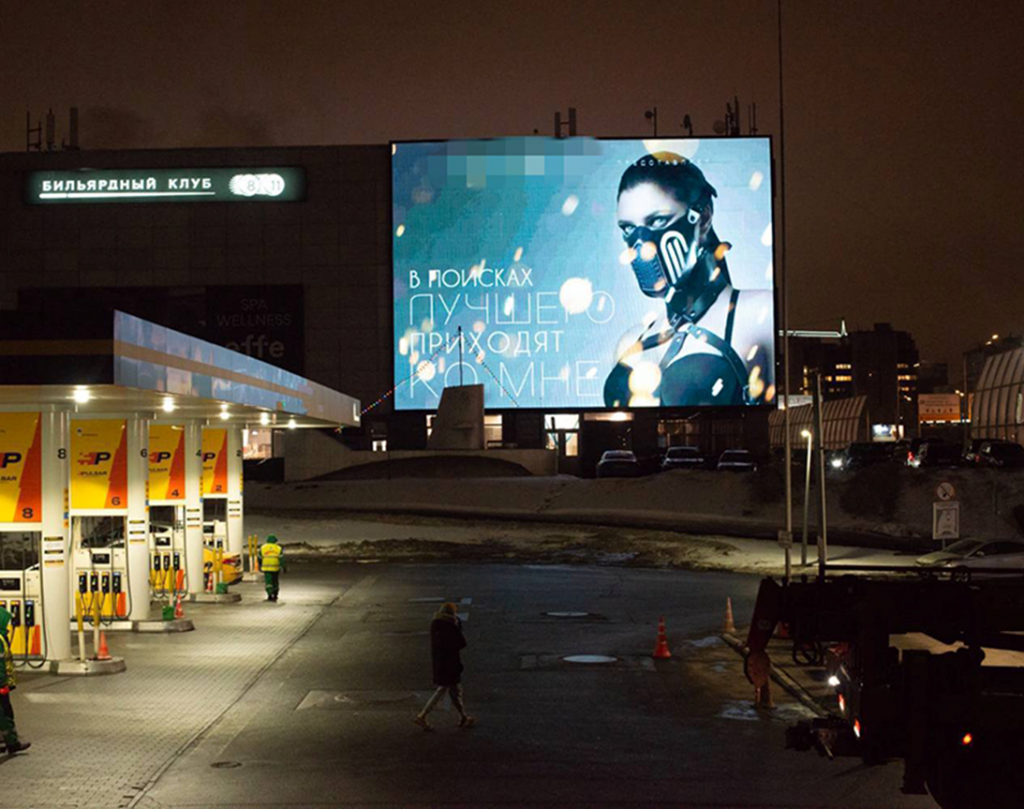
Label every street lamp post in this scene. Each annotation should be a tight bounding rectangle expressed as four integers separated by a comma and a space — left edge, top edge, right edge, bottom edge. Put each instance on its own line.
801, 429, 812, 566
813, 371, 829, 579
776, 0, 794, 583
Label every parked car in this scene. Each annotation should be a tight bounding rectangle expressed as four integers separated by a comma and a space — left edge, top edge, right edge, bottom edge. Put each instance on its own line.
916, 538, 1024, 570
914, 441, 963, 468
661, 445, 705, 471
596, 450, 642, 478
899, 437, 941, 467
716, 449, 756, 472
833, 442, 894, 471
965, 438, 1016, 467
978, 441, 1024, 469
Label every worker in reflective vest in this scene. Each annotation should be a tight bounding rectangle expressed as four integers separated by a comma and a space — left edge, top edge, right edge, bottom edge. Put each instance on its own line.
259, 535, 285, 602
0, 605, 30, 754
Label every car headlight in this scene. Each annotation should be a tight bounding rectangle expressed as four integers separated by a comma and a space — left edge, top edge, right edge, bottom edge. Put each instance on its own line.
831, 458, 843, 469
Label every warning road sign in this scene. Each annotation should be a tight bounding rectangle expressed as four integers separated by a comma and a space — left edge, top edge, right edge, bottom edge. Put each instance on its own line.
933, 501, 960, 542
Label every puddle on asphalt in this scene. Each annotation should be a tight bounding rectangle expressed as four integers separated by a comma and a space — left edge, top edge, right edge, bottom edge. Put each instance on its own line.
563, 655, 618, 664
686, 636, 722, 648
296, 689, 419, 709
717, 700, 816, 722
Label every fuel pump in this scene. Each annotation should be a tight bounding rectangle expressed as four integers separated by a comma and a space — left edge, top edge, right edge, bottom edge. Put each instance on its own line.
0, 532, 46, 668
148, 505, 187, 600
203, 496, 229, 591
70, 516, 131, 627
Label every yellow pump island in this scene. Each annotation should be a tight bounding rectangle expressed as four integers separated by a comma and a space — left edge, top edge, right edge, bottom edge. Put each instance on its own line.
0, 310, 359, 675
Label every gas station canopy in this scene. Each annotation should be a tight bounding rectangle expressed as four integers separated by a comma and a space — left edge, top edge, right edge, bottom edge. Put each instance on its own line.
0, 310, 360, 427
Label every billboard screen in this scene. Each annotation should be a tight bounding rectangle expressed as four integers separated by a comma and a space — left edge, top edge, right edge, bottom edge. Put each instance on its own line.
392, 137, 776, 410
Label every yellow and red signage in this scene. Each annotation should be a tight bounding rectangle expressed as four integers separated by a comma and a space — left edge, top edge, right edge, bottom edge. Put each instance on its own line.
0, 413, 42, 523
202, 429, 228, 496
71, 419, 128, 511
149, 424, 186, 501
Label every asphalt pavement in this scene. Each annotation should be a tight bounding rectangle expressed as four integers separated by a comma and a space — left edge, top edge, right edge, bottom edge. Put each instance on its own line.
2, 561, 935, 808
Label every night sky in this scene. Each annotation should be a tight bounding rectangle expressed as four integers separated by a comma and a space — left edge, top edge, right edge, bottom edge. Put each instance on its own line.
3, 0, 1022, 372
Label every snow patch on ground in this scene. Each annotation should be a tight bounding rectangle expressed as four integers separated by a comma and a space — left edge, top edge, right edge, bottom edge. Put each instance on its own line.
248, 510, 910, 574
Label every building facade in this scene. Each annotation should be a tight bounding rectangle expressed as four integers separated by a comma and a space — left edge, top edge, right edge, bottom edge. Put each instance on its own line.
0, 145, 770, 475
971, 345, 1024, 445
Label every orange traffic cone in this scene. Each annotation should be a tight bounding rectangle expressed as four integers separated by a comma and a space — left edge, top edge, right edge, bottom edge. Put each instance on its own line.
174, 594, 184, 620
29, 626, 41, 656
723, 597, 736, 634
652, 616, 672, 659
96, 632, 112, 661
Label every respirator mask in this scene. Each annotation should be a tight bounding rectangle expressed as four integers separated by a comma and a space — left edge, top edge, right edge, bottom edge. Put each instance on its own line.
625, 208, 704, 299
624, 207, 729, 326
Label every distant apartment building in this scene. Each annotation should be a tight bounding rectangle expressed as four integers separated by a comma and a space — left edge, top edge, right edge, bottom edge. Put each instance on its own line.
787, 322, 920, 434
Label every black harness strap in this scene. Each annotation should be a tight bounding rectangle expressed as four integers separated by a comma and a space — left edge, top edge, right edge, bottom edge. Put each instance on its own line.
725, 288, 740, 345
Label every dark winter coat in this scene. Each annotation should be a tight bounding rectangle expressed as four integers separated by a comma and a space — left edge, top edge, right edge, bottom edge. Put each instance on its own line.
430, 615, 466, 686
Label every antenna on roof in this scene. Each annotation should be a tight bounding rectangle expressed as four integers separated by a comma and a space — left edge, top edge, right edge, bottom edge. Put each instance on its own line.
45, 109, 56, 151
63, 107, 80, 151
26, 111, 42, 152
554, 107, 578, 139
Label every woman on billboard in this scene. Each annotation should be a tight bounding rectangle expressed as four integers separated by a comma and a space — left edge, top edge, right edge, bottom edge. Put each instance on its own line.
604, 152, 774, 407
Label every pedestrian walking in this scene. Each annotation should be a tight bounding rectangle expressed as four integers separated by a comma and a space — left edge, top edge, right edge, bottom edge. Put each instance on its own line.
0, 605, 30, 754
259, 534, 285, 602
414, 602, 476, 731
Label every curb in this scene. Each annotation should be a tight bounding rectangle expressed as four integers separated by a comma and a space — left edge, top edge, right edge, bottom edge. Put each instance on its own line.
720, 632, 831, 718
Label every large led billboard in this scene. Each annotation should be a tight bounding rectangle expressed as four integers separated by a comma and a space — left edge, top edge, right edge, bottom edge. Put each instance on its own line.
392, 137, 775, 410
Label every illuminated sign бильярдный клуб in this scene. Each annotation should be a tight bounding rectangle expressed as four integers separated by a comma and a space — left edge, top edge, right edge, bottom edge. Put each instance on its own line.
24, 167, 306, 204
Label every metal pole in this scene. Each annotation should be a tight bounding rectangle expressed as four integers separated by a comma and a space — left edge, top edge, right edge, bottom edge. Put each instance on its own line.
458, 325, 464, 387
778, 0, 793, 582
802, 432, 812, 566
962, 352, 969, 444
813, 372, 829, 579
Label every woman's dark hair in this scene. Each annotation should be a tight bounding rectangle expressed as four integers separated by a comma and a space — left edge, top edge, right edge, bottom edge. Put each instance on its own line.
617, 152, 717, 213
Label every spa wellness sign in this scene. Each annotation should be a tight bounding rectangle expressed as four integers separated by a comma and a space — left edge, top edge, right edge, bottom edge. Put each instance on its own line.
24, 167, 306, 204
